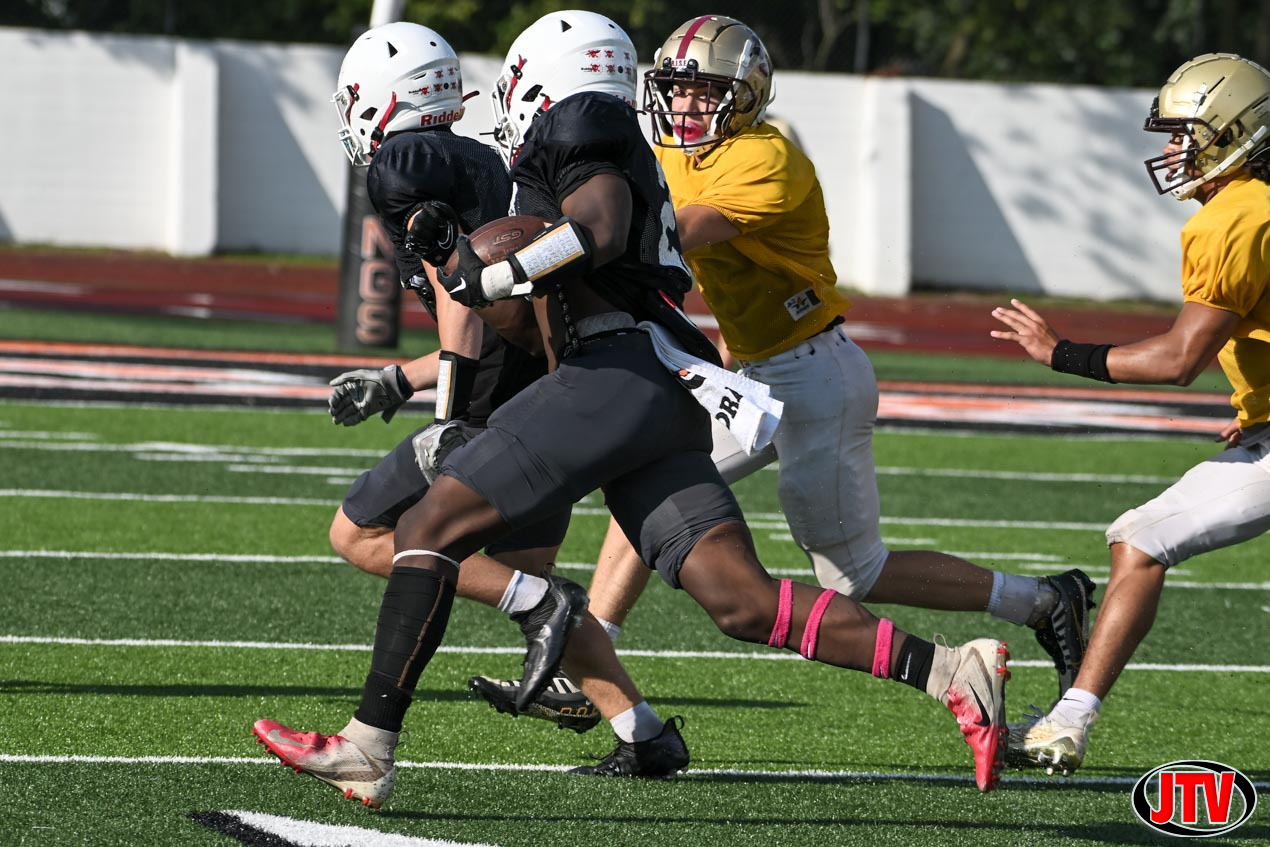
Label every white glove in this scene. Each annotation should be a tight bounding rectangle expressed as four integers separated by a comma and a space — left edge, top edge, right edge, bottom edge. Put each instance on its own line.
328, 364, 413, 426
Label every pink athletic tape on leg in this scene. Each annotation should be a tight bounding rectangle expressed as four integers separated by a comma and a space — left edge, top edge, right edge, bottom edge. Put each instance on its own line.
871, 617, 895, 678
800, 589, 837, 660
767, 578, 794, 648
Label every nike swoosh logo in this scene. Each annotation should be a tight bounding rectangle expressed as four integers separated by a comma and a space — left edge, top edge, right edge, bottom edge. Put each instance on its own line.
970, 686, 993, 728
266, 730, 317, 750
449, 280, 467, 293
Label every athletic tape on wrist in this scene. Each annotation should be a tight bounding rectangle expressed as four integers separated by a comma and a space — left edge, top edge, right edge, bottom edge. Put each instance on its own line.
800, 589, 837, 660
872, 618, 895, 679
768, 578, 794, 649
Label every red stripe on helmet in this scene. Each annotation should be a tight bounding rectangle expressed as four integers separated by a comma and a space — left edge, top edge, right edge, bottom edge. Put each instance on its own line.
505, 55, 528, 110
676, 16, 712, 60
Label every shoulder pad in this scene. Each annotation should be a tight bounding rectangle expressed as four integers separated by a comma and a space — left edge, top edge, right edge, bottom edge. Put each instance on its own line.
531, 93, 639, 162
367, 133, 456, 224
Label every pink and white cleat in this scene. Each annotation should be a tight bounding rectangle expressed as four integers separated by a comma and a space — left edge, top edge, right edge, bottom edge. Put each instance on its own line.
252, 718, 396, 809
926, 638, 1011, 792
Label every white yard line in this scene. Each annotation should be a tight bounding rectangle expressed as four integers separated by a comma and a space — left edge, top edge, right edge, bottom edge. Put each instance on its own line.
1, 634, 1266, 671
0, 754, 1263, 790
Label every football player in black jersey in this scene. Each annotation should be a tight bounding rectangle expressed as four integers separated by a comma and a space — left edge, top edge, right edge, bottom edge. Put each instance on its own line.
254, 12, 1009, 808
253, 24, 686, 804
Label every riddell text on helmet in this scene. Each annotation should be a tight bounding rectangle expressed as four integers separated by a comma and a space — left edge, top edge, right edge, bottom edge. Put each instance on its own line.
421, 110, 463, 126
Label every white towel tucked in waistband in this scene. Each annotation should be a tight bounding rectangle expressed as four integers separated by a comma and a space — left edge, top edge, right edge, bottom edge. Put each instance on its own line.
637, 321, 783, 454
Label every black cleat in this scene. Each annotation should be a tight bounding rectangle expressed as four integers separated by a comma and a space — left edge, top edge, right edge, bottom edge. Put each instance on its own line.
510, 575, 588, 712
1032, 569, 1096, 698
568, 716, 690, 778
468, 672, 602, 733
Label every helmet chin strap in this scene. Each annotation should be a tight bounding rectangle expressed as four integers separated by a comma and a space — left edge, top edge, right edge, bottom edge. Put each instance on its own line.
1171, 124, 1269, 199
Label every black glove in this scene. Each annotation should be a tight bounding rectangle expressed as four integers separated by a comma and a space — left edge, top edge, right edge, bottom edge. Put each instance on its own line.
437, 235, 496, 309
328, 364, 414, 426
403, 201, 461, 268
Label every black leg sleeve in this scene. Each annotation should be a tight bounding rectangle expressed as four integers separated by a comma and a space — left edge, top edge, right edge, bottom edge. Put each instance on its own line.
355, 564, 457, 732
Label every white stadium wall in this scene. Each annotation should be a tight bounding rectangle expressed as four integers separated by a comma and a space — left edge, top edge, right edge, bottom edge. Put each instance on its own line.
0, 27, 1195, 301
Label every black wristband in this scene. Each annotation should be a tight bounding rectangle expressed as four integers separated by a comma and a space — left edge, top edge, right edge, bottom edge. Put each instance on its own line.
391, 364, 415, 398
1050, 340, 1117, 383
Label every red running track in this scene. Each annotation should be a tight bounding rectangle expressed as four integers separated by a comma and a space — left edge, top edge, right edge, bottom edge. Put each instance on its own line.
0, 249, 1182, 358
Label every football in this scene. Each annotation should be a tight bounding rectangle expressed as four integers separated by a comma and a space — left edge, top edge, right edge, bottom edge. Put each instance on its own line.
444, 215, 553, 274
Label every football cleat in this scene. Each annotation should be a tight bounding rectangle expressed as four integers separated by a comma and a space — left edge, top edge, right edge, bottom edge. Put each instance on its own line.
252, 719, 395, 809
1005, 704, 1095, 776
569, 715, 690, 778
510, 575, 588, 713
927, 637, 1010, 792
468, 672, 602, 733
1032, 569, 1096, 698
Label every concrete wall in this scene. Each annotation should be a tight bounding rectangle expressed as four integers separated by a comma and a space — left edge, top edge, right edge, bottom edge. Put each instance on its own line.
0, 27, 1195, 301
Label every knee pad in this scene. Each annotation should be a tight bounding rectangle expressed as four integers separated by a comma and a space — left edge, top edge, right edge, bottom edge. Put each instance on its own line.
807, 543, 888, 600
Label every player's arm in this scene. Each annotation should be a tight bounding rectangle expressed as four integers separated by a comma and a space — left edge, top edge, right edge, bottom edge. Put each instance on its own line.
675, 204, 740, 254
559, 172, 631, 265
991, 298, 1239, 385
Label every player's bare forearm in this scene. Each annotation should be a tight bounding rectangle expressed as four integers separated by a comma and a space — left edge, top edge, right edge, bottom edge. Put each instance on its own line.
560, 173, 631, 265
400, 350, 441, 391
431, 262, 485, 360
1104, 303, 1237, 385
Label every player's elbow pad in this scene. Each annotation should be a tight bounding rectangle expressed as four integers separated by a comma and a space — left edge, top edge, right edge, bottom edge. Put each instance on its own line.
506, 217, 595, 294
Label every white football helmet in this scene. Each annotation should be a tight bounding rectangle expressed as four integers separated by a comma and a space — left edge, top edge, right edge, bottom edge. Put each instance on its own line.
490, 10, 638, 165
1144, 53, 1270, 200
333, 22, 466, 166
643, 15, 774, 152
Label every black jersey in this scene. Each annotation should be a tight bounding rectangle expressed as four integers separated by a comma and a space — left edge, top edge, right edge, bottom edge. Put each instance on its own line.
368, 128, 512, 306
365, 128, 542, 426
509, 93, 718, 363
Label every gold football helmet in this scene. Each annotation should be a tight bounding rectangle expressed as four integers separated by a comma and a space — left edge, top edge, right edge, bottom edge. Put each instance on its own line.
643, 15, 774, 151
1144, 53, 1270, 200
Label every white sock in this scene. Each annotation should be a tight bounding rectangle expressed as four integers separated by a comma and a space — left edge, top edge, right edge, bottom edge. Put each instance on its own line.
1050, 688, 1102, 725
596, 617, 622, 644
987, 572, 1055, 626
497, 572, 548, 615
339, 717, 399, 762
608, 701, 663, 743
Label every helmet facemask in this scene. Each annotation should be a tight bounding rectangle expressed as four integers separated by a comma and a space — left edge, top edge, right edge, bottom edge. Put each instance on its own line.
645, 66, 760, 152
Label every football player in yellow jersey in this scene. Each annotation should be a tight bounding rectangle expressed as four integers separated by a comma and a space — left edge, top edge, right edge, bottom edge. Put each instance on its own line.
993, 53, 1270, 777
469, 14, 1095, 719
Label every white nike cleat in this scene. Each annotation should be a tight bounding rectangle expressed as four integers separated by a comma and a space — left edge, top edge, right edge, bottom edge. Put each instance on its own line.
926, 637, 1011, 792
1006, 704, 1095, 776
252, 719, 395, 808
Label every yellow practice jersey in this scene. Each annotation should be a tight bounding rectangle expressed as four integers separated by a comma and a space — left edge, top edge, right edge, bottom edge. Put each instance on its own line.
656, 123, 848, 361
1180, 175, 1270, 426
